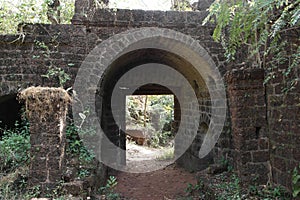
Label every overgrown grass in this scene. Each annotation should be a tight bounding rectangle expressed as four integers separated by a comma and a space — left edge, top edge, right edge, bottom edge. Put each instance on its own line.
156, 148, 174, 161
0, 121, 41, 200
0, 120, 98, 199
66, 122, 96, 179
183, 172, 292, 200
0, 120, 30, 173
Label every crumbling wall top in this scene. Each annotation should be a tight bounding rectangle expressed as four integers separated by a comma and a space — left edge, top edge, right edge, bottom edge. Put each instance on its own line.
72, 0, 212, 27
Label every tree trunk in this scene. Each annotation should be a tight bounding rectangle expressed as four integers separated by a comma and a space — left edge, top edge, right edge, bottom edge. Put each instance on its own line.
143, 95, 148, 127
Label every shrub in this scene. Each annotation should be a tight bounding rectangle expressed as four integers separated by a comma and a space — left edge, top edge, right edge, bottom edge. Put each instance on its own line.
0, 121, 30, 173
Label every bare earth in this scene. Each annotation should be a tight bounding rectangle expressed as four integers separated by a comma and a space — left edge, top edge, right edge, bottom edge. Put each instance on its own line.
114, 142, 197, 200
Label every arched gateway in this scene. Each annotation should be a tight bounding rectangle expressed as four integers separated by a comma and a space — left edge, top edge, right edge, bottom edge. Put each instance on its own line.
72, 27, 227, 172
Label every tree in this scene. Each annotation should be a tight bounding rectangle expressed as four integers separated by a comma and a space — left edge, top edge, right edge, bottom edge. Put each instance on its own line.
203, 0, 299, 92
0, 0, 75, 34
47, 0, 61, 24
171, 0, 193, 11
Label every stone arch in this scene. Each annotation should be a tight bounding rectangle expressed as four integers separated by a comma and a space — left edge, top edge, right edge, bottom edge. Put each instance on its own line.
73, 27, 227, 172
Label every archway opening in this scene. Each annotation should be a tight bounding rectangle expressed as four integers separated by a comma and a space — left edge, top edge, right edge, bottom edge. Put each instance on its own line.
126, 94, 175, 147
98, 47, 212, 172
0, 94, 23, 138
124, 83, 182, 170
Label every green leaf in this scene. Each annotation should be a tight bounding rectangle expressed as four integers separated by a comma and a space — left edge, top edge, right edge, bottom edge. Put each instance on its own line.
68, 63, 75, 67
293, 188, 300, 197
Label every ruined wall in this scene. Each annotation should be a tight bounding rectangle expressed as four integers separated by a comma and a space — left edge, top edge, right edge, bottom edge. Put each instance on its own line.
2, 3, 298, 192
0, 8, 230, 167
226, 68, 270, 184
19, 87, 70, 195
0, 9, 227, 96
0, 24, 86, 96
266, 30, 300, 190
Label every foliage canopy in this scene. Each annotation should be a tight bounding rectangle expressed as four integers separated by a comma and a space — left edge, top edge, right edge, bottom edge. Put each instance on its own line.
0, 0, 75, 34
204, 0, 300, 92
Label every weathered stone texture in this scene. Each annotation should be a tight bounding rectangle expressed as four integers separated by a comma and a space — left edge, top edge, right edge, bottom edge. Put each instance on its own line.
0, 1, 298, 193
266, 30, 300, 190
19, 87, 70, 195
226, 68, 270, 184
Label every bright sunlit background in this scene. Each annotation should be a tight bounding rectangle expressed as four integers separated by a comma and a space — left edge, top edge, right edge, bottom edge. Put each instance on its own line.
109, 0, 198, 10
0, 0, 199, 34
110, 0, 170, 10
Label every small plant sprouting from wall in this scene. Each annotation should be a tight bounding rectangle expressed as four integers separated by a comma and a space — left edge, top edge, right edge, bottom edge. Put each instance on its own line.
42, 67, 71, 88
292, 164, 300, 198
34, 38, 71, 88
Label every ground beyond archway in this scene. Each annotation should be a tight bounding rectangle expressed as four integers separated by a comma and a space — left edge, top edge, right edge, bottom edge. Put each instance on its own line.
115, 165, 197, 200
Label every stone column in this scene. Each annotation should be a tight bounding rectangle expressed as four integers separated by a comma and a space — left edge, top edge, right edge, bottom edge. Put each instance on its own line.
226, 68, 270, 184
19, 87, 70, 195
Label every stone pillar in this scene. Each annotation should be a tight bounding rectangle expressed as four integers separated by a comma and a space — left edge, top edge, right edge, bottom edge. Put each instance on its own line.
226, 68, 270, 184
19, 87, 70, 195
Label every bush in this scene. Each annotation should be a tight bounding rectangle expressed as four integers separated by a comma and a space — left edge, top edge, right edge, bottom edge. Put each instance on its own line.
0, 121, 30, 173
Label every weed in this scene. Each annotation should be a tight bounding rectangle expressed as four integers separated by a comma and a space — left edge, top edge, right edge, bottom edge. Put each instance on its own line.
99, 176, 120, 200
34, 39, 71, 88
156, 148, 174, 161
66, 122, 96, 180
0, 121, 30, 173
42, 67, 71, 87
218, 156, 233, 172
66, 123, 95, 163
292, 164, 300, 198
214, 174, 241, 200
184, 178, 215, 199
185, 182, 202, 194
78, 168, 90, 178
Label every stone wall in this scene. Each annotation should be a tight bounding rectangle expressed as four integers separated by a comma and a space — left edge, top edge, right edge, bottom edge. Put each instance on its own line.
0, 24, 86, 96
0, 9, 226, 94
266, 30, 300, 191
0, 8, 230, 170
226, 68, 270, 185
0, 1, 298, 193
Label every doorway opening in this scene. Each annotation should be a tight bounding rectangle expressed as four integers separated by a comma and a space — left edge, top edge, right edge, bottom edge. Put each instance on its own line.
121, 83, 181, 172
0, 94, 23, 138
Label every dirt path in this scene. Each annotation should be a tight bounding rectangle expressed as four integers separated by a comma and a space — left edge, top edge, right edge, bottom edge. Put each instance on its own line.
114, 142, 197, 200
115, 165, 197, 200
124, 142, 175, 173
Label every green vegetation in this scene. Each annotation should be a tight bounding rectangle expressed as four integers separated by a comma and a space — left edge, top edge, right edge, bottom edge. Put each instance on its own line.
185, 179, 213, 198
184, 172, 291, 200
126, 95, 175, 147
35, 39, 71, 88
171, 0, 193, 11
0, 0, 75, 34
292, 164, 300, 198
0, 120, 41, 200
204, 0, 299, 92
0, 118, 97, 199
66, 122, 96, 179
155, 148, 174, 161
247, 184, 290, 199
99, 176, 121, 200
0, 120, 30, 173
